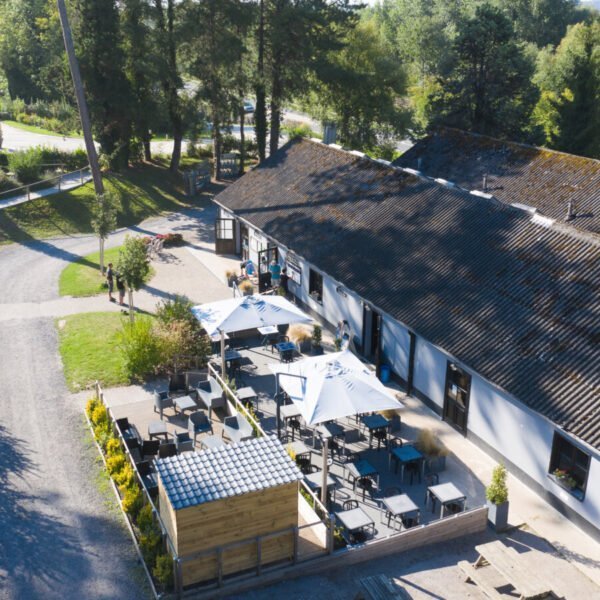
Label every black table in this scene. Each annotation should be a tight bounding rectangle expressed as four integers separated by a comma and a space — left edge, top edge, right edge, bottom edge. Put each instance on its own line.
360, 414, 390, 449
174, 394, 197, 415
148, 420, 169, 440
426, 482, 466, 518
390, 445, 425, 484
381, 493, 420, 529
335, 507, 375, 539
346, 459, 379, 490
275, 341, 297, 363
237, 386, 259, 411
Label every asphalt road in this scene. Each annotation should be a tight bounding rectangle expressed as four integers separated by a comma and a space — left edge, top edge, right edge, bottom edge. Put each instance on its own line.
0, 210, 208, 599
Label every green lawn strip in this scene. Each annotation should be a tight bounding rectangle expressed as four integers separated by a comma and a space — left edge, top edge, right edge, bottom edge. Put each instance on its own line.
0, 162, 216, 245
59, 245, 155, 297
57, 312, 130, 392
2, 119, 82, 138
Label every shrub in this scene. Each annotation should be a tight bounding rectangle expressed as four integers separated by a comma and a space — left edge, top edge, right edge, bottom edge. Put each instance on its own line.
7, 148, 43, 183
90, 404, 109, 428
486, 464, 509, 505
158, 233, 184, 247
118, 316, 162, 380
136, 503, 156, 535
85, 397, 100, 419
288, 324, 311, 345
115, 463, 136, 491
0, 170, 19, 193
282, 122, 317, 140
153, 554, 174, 590
416, 429, 449, 458
105, 438, 122, 456
312, 324, 322, 347
96, 428, 114, 452
122, 485, 143, 517
106, 453, 127, 476
239, 280, 254, 294
156, 295, 194, 325
140, 530, 162, 565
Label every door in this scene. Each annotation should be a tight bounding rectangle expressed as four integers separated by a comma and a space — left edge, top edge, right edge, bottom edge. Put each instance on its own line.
257, 246, 279, 292
362, 305, 382, 367
214, 218, 236, 255
443, 362, 471, 434
240, 225, 249, 260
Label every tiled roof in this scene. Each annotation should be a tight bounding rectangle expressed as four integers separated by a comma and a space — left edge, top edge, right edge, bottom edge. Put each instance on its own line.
214, 138, 600, 450
392, 128, 600, 235
155, 436, 302, 510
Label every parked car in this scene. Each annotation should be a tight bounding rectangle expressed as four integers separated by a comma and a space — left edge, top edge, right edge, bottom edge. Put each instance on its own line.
243, 100, 255, 114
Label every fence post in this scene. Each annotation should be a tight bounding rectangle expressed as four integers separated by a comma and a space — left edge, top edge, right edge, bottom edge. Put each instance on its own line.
175, 558, 183, 599
327, 514, 335, 554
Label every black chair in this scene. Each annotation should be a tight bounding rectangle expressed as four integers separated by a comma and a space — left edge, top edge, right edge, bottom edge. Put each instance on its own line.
445, 501, 464, 515
401, 515, 418, 529
384, 486, 402, 497
270, 334, 289, 353
343, 499, 358, 511
406, 461, 422, 485
306, 464, 320, 474
424, 472, 439, 487
158, 442, 177, 459
141, 439, 160, 459
153, 390, 173, 420
388, 437, 404, 472
287, 417, 302, 441
356, 475, 375, 502
296, 456, 313, 474
115, 417, 130, 432
175, 432, 194, 453
136, 460, 158, 498
168, 372, 187, 396
373, 427, 389, 451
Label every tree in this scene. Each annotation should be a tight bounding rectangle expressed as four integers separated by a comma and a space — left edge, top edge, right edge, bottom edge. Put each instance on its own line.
117, 236, 150, 323
73, 0, 132, 170
531, 18, 600, 157
0, 122, 3, 150
153, 0, 184, 173
254, 0, 268, 162
313, 18, 409, 150
91, 192, 119, 275
429, 4, 538, 139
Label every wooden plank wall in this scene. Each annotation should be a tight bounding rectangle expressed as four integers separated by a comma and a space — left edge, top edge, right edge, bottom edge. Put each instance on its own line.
158, 481, 178, 550
175, 482, 299, 586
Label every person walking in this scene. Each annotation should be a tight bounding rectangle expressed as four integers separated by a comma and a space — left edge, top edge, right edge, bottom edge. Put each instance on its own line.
116, 272, 126, 306
106, 262, 115, 302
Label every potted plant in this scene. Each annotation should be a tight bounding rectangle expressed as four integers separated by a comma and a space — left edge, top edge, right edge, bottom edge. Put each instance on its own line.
379, 408, 402, 433
416, 429, 449, 474
239, 280, 254, 296
225, 269, 237, 287
486, 463, 509, 531
311, 324, 323, 355
334, 337, 342, 352
288, 324, 312, 354
552, 468, 577, 491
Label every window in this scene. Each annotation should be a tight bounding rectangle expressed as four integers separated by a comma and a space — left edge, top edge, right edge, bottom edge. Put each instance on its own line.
309, 269, 323, 304
549, 433, 590, 500
216, 219, 234, 239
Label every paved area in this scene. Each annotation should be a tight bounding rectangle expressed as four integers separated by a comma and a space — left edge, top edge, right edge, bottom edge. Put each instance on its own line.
0, 169, 93, 210
0, 202, 228, 599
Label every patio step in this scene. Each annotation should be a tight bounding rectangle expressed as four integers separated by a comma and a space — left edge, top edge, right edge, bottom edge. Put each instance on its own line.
358, 574, 411, 599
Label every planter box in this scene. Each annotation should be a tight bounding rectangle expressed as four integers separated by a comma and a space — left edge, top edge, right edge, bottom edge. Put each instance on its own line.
487, 500, 509, 532
312, 345, 324, 356
298, 339, 312, 354
425, 455, 447, 474
227, 275, 237, 288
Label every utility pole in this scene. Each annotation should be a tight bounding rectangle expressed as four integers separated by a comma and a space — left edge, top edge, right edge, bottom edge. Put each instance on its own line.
56, 0, 104, 194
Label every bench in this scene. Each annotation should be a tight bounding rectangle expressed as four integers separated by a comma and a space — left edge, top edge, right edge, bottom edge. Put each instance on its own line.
459, 560, 505, 600
359, 574, 411, 600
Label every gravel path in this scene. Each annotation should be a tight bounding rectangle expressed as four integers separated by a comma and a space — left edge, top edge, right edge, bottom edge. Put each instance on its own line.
0, 203, 226, 599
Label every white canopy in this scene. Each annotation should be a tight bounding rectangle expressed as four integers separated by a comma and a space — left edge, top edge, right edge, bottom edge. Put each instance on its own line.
269, 350, 403, 426
191, 293, 312, 337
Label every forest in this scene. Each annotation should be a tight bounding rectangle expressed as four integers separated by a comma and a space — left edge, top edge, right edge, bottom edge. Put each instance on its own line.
0, 0, 598, 177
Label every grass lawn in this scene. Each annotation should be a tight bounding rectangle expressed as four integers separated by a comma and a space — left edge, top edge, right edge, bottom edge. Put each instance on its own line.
2, 119, 81, 138
0, 161, 219, 245
57, 312, 129, 391
59, 245, 155, 297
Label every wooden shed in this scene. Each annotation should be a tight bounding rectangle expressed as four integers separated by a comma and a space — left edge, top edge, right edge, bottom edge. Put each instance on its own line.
155, 436, 303, 587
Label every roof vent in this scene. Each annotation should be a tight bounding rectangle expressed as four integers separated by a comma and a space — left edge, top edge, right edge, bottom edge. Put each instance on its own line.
565, 200, 575, 221
483, 173, 488, 192
471, 190, 494, 200
435, 178, 457, 189
532, 213, 555, 228
511, 202, 537, 214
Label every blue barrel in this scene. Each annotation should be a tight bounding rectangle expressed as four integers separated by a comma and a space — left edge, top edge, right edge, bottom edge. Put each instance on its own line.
380, 364, 391, 383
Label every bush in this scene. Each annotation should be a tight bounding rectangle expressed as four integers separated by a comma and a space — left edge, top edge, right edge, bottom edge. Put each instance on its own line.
158, 233, 184, 247
0, 170, 20, 193
282, 122, 317, 140
288, 324, 311, 345
85, 397, 100, 419
136, 503, 155, 535
90, 403, 109, 428
153, 554, 174, 590
140, 530, 162, 565
156, 295, 194, 325
7, 148, 43, 183
486, 464, 508, 505
416, 429, 449, 457
312, 324, 322, 347
118, 316, 162, 380
122, 485, 143, 517
106, 453, 127, 476
105, 438, 122, 456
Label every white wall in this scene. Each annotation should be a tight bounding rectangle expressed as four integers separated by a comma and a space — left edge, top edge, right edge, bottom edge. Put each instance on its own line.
381, 317, 411, 382
413, 337, 448, 410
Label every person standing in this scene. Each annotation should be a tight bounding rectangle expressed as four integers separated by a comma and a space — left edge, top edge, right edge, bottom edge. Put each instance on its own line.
116, 272, 126, 306
280, 268, 289, 294
269, 259, 281, 289
106, 262, 115, 302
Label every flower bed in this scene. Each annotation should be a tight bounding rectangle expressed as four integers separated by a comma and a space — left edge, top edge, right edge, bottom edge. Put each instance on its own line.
85, 396, 174, 595
143, 233, 184, 248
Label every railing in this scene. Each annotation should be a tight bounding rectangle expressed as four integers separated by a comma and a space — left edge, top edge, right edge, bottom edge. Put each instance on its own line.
0, 165, 91, 203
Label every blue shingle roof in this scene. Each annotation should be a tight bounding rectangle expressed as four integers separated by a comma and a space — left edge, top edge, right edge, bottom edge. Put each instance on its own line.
155, 436, 303, 510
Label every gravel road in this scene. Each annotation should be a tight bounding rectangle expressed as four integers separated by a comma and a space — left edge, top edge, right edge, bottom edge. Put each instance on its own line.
0, 205, 218, 599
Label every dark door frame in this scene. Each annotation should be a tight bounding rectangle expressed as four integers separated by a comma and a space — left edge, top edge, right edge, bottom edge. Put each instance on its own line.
362, 304, 382, 376
442, 361, 471, 434
214, 218, 236, 255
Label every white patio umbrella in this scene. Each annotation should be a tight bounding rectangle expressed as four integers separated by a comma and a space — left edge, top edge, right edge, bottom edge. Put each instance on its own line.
191, 294, 312, 374
269, 350, 403, 505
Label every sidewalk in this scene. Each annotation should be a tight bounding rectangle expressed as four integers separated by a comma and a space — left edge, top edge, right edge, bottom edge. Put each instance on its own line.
0, 169, 92, 210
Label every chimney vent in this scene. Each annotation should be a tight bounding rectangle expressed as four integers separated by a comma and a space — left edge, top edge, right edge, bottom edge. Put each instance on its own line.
482, 173, 488, 192
565, 200, 575, 221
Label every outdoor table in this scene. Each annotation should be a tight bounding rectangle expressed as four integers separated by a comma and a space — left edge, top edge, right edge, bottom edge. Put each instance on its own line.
381, 493, 420, 529
224, 349, 242, 376
314, 421, 346, 457
304, 471, 336, 505
174, 394, 197, 415
200, 434, 225, 450
280, 403, 302, 423
360, 414, 390, 449
346, 459, 379, 490
237, 386, 259, 411
275, 341, 297, 363
209, 331, 229, 354
335, 507, 375, 538
148, 420, 169, 440
426, 482, 466, 518
390, 445, 425, 483
258, 325, 279, 348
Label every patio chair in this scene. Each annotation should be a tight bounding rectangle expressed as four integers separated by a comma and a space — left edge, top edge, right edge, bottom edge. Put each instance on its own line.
383, 486, 402, 497
136, 460, 158, 498
175, 431, 194, 453
356, 475, 376, 502
296, 455, 313, 475
401, 515, 418, 529
222, 414, 254, 444
387, 437, 404, 472
405, 461, 421, 485
115, 417, 130, 432
168, 372, 187, 396
343, 499, 359, 511
188, 411, 213, 444
158, 441, 177, 459
185, 369, 209, 392
141, 439, 160, 459
373, 427, 389, 451
195, 376, 225, 419
153, 390, 173, 420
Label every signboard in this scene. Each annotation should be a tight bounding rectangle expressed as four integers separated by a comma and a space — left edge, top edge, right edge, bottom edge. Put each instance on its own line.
286, 255, 302, 285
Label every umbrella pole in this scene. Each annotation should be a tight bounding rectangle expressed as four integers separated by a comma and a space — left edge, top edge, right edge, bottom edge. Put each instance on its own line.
220, 329, 226, 379
321, 437, 329, 507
